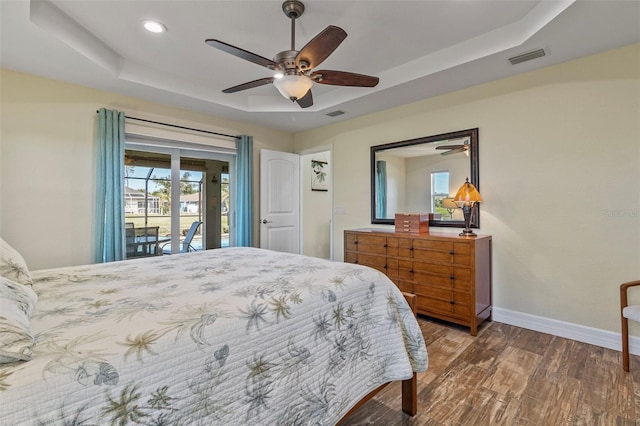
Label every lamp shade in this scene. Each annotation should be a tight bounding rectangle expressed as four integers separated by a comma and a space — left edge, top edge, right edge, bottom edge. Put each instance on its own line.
442, 198, 459, 209
273, 75, 313, 100
453, 178, 483, 204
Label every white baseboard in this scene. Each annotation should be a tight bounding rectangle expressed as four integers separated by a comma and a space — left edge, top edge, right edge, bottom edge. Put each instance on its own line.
492, 307, 640, 356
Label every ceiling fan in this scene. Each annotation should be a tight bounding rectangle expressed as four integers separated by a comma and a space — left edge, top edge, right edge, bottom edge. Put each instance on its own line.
205, 0, 379, 108
435, 140, 470, 156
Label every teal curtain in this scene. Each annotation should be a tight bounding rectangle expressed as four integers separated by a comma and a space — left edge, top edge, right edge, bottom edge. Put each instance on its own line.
235, 135, 253, 246
95, 108, 126, 262
376, 160, 387, 218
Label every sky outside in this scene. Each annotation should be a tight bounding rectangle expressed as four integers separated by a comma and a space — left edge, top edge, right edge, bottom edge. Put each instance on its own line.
433, 171, 450, 195
125, 166, 203, 192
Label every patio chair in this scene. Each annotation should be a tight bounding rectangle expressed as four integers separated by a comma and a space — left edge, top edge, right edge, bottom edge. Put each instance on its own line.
621, 280, 640, 371
126, 225, 161, 258
162, 221, 202, 254
125, 225, 137, 258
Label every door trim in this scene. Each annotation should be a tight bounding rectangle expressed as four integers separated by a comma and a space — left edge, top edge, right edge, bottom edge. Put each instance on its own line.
296, 145, 334, 260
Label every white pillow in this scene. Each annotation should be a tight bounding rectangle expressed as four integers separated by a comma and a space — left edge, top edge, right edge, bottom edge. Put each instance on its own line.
0, 237, 32, 286
0, 276, 38, 363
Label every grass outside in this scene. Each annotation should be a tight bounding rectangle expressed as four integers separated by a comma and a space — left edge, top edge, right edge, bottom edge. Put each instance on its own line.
125, 214, 229, 237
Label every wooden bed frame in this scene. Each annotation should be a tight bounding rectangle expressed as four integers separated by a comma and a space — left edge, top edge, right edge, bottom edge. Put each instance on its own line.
337, 292, 419, 424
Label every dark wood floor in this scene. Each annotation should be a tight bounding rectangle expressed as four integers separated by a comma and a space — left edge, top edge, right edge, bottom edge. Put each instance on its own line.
342, 317, 639, 425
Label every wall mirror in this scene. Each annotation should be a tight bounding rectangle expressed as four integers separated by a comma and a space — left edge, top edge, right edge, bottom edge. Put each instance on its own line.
371, 128, 479, 228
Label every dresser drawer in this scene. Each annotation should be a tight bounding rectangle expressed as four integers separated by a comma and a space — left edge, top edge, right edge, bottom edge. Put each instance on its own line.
385, 258, 399, 279
452, 267, 471, 291
414, 290, 471, 318
398, 238, 414, 257
391, 278, 414, 293
416, 295, 454, 316
451, 293, 471, 318
413, 261, 452, 276
386, 237, 399, 257
452, 243, 471, 266
413, 271, 453, 288
345, 252, 358, 264
353, 235, 389, 255
398, 259, 414, 280
412, 239, 453, 252
412, 249, 453, 264
410, 265, 471, 293
399, 238, 455, 261
352, 253, 386, 270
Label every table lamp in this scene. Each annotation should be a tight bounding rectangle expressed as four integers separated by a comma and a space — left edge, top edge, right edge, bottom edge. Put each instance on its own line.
453, 178, 483, 236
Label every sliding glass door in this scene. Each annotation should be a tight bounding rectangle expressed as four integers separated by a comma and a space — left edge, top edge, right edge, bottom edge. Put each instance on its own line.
124, 144, 234, 256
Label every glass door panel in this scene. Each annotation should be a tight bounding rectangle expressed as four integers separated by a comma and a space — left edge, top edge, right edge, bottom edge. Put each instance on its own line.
124, 151, 172, 256
124, 148, 232, 256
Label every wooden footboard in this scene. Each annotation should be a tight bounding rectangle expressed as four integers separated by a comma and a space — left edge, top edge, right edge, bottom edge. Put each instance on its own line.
400, 292, 418, 416
337, 292, 418, 424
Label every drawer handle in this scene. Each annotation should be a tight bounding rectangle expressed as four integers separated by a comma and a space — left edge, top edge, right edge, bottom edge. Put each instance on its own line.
383, 244, 387, 248
409, 247, 414, 251
450, 250, 455, 255
409, 269, 414, 273
450, 275, 455, 280
354, 241, 358, 244
450, 300, 455, 305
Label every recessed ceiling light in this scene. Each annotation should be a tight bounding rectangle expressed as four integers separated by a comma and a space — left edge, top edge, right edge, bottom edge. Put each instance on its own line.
143, 20, 167, 34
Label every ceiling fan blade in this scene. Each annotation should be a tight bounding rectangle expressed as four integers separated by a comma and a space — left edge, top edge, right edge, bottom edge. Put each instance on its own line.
440, 148, 466, 156
205, 39, 280, 70
436, 145, 464, 150
296, 90, 313, 108
222, 77, 275, 94
311, 70, 379, 87
295, 26, 347, 70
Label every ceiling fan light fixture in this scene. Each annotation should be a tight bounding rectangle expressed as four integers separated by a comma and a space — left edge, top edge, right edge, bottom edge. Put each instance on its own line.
143, 20, 167, 34
273, 75, 313, 101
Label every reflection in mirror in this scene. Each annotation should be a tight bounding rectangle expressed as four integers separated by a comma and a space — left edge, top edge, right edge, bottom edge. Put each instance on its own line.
371, 128, 479, 228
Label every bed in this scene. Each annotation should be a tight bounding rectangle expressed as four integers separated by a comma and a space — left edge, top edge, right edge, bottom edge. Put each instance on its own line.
0, 242, 427, 425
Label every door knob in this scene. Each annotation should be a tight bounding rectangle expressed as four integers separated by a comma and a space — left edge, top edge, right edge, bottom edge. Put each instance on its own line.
261, 219, 272, 224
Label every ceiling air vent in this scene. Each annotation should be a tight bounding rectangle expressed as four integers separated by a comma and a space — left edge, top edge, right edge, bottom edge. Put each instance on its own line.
508, 48, 546, 65
326, 110, 345, 117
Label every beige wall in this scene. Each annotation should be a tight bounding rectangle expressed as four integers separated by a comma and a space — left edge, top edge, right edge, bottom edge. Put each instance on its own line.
0, 69, 294, 269
294, 43, 640, 335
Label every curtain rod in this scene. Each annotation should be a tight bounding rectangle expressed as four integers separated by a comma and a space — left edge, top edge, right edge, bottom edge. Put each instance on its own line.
96, 110, 240, 140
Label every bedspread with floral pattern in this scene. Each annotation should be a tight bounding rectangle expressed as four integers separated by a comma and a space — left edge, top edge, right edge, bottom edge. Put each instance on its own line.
0, 247, 427, 425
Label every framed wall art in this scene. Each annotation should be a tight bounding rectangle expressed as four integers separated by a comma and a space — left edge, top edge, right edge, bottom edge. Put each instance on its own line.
311, 159, 328, 191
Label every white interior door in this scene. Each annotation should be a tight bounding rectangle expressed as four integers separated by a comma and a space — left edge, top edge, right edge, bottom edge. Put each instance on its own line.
260, 149, 300, 253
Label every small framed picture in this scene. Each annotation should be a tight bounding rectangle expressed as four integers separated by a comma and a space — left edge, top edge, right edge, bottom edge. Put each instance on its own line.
311, 160, 328, 191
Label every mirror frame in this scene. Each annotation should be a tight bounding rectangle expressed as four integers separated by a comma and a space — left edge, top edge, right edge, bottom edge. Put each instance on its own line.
370, 128, 479, 228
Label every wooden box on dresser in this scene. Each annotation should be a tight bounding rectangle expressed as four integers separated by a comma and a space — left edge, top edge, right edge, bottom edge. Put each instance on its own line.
344, 228, 492, 335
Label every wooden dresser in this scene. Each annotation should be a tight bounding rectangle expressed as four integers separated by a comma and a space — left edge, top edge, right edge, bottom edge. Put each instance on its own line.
344, 228, 492, 335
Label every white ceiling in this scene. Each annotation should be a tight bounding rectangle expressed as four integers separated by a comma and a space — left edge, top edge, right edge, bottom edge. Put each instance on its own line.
1, 0, 638, 133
